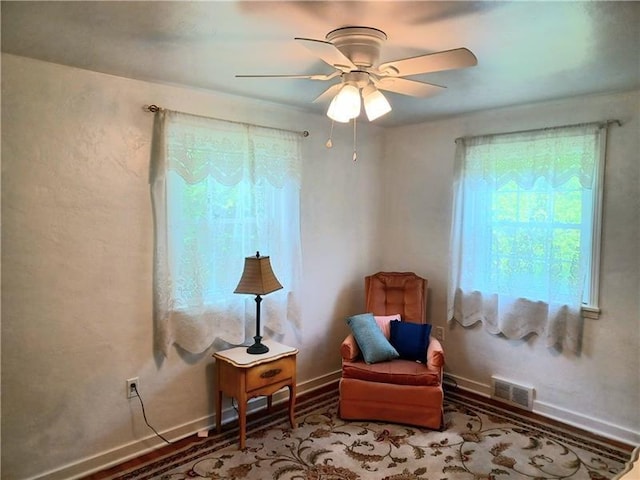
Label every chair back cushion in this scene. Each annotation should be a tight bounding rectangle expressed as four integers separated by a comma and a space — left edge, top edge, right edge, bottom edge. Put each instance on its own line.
365, 272, 427, 324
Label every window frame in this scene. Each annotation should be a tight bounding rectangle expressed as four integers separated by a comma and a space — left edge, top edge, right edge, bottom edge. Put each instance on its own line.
582, 129, 607, 318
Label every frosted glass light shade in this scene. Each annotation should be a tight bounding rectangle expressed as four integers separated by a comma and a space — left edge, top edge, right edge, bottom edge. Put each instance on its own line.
362, 85, 392, 121
327, 84, 361, 123
327, 95, 351, 123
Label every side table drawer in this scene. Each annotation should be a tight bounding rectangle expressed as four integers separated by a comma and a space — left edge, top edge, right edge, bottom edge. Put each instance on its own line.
246, 356, 295, 391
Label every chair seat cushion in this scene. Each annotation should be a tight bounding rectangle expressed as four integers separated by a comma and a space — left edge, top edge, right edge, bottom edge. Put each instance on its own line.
342, 358, 441, 386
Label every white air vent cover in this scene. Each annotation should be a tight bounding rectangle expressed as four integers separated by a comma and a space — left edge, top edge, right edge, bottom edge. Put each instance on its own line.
491, 376, 534, 410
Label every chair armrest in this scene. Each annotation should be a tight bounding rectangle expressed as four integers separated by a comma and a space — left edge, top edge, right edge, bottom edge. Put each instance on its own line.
427, 336, 444, 369
341, 334, 361, 362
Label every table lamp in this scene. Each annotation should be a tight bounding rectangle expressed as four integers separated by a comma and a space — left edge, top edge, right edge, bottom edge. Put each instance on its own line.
234, 252, 283, 354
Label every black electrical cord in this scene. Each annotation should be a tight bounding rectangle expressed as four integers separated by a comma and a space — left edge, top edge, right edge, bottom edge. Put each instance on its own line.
231, 397, 240, 416
131, 384, 173, 445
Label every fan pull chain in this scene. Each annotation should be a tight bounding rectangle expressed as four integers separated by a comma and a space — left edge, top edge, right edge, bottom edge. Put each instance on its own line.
325, 121, 334, 148
352, 118, 358, 162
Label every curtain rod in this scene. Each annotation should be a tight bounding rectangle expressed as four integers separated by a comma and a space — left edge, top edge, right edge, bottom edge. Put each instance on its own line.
144, 104, 310, 138
454, 119, 622, 144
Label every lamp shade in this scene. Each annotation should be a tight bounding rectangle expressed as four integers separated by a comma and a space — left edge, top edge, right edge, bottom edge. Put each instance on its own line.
327, 84, 361, 123
234, 252, 283, 295
362, 85, 392, 121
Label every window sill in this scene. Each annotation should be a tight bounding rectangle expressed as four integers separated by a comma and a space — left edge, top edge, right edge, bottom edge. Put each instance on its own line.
582, 306, 600, 319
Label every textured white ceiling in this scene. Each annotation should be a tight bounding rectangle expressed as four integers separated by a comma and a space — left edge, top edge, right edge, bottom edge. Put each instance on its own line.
2, 1, 639, 126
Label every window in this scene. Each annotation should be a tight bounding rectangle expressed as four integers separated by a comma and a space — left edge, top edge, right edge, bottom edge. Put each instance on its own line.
151, 110, 302, 356
447, 123, 607, 352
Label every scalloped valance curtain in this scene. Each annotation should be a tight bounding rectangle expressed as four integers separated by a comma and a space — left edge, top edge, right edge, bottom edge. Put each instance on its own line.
447, 123, 605, 353
150, 110, 302, 356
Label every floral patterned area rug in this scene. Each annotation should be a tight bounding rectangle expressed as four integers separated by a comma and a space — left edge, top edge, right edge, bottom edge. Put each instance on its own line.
112, 389, 632, 480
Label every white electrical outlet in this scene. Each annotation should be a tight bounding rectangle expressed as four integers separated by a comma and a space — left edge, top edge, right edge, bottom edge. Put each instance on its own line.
126, 377, 139, 398
434, 326, 445, 342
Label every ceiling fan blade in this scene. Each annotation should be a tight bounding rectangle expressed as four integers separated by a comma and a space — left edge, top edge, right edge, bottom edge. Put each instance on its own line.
313, 83, 342, 103
374, 77, 445, 97
295, 37, 357, 71
236, 72, 339, 81
377, 48, 477, 77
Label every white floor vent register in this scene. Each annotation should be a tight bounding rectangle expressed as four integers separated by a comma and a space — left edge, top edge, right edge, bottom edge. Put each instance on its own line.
491, 376, 534, 410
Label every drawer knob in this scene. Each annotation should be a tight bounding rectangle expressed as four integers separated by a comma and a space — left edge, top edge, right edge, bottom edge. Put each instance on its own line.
261, 368, 282, 379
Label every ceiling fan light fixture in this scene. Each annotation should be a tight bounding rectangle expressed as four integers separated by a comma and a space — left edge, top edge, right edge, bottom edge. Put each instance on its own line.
327, 95, 351, 123
362, 85, 392, 121
327, 84, 361, 123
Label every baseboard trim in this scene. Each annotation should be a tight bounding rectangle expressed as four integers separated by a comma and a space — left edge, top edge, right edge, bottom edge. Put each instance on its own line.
30, 370, 343, 480
445, 373, 640, 446
534, 400, 640, 446
444, 373, 492, 397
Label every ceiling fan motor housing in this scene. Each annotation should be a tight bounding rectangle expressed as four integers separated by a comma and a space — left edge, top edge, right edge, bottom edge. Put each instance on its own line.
326, 26, 387, 68
342, 71, 370, 88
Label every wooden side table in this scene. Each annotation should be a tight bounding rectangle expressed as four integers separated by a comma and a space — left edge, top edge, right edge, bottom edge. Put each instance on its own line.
213, 340, 298, 449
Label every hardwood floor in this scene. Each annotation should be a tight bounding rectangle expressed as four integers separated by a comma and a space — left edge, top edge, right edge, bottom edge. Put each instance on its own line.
82, 381, 634, 479
81, 432, 201, 479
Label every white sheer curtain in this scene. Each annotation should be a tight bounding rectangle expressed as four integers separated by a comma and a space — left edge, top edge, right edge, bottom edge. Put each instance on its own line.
151, 110, 302, 356
447, 123, 605, 353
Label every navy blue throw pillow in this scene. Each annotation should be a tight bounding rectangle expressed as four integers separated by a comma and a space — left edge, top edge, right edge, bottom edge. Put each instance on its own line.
389, 320, 432, 363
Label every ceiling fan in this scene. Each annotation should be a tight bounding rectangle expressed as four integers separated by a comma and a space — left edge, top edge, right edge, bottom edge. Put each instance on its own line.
237, 26, 477, 122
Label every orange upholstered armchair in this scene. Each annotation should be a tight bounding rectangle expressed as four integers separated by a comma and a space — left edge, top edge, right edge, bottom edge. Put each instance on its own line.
339, 272, 445, 429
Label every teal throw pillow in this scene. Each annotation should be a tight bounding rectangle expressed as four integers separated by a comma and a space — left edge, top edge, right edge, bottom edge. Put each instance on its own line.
389, 320, 432, 363
346, 313, 399, 364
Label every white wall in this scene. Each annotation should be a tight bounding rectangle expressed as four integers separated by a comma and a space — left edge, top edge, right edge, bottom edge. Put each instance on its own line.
1, 53, 384, 479
382, 90, 640, 443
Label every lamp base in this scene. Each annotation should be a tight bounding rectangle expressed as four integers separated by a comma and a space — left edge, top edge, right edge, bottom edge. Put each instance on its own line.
246, 336, 269, 355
